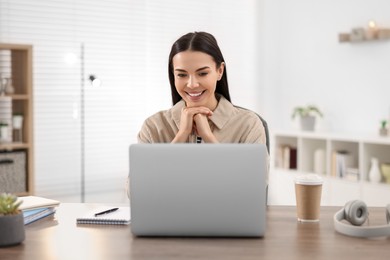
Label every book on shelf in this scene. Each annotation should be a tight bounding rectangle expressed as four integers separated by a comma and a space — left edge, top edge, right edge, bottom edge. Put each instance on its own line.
289, 147, 297, 169
276, 145, 297, 170
23, 207, 56, 225
331, 150, 358, 180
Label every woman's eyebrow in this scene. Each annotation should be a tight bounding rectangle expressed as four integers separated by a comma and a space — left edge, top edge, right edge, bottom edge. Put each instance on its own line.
174, 66, 210, 72
174, 68, 187, 72
196, 66, 210, 72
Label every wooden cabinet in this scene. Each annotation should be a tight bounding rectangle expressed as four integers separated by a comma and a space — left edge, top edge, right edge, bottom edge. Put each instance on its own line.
0, 43, 33, 195
270, 130, 390, 206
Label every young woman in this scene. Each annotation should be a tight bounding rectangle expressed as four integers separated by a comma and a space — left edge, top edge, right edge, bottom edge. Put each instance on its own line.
138, 31, 267, 145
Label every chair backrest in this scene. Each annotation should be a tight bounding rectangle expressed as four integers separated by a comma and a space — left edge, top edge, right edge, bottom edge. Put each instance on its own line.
233, 106, 270, 154
234, 106, 270, 204
256, 114, 270, 155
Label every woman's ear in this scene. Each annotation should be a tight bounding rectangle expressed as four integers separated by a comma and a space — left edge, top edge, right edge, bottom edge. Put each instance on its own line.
218, 62, 225, 80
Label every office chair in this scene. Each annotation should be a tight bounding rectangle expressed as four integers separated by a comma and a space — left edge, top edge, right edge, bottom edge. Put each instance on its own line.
255, 113, 270, 205
234, 106, 270, 204
257, 114, 270, 154
234, 106, 270, 154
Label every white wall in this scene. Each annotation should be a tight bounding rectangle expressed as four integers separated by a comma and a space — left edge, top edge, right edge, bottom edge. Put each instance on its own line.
262, 0, 390, 134
133, 0, 263, 121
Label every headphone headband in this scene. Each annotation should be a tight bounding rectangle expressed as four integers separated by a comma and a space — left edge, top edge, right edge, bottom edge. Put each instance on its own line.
333, 201, 390, 238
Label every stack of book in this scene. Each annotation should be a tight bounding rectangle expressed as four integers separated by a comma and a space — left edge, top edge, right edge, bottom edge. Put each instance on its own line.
17, 196, 60, 225
331, 150, 359, 181
276, 145, 298, 170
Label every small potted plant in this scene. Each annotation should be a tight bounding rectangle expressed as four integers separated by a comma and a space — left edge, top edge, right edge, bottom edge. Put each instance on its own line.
379, 120, 388, 137
292, 105, 323, 131
12, 114, 24, 142
0, 193, 25, 247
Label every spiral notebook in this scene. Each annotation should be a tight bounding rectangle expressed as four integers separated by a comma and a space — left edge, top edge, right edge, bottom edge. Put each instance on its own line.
76, 207, 131, 225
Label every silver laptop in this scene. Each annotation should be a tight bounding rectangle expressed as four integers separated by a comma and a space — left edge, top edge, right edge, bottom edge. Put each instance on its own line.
129, 143, 267, 237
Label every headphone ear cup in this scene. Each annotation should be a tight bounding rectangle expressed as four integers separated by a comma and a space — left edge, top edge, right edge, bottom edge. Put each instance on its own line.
344, 200, 368, 226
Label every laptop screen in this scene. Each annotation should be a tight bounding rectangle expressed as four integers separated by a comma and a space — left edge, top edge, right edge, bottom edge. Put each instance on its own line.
129, 143, 268, 237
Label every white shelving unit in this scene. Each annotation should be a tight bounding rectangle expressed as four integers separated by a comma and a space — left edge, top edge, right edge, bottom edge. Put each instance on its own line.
268, 130, 390, 206
0, 43, 34, 195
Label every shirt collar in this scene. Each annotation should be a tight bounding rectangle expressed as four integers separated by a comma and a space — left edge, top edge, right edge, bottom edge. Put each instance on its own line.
210, 94, 235, 129
171, 94, 235, 130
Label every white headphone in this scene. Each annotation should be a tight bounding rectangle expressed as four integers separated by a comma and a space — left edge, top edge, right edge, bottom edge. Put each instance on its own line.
333, 200, 390, 238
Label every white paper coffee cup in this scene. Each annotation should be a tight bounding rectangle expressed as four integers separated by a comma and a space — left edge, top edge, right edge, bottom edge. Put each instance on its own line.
294, 174, 323, 222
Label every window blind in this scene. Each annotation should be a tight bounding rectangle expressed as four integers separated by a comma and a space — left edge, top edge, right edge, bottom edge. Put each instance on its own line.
0, 0, 261, 202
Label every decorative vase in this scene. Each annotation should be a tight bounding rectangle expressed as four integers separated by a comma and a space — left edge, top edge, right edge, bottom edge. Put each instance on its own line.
0, 212, 25, 246
368, 157, 382, 183
4, 78, 15, 95
300, 116, 315, 131
0, 96, 13, 142
381, 163, 390, 184
0, 125, 9, 142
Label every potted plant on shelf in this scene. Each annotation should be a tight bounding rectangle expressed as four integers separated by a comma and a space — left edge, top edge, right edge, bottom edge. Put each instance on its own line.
0, 193, 25, 247
291, 105, 323, 131
379, 119, 388, 136
12, 114, 24, 142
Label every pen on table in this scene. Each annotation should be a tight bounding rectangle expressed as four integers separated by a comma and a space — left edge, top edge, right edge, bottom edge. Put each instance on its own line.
94, 208, 119, 217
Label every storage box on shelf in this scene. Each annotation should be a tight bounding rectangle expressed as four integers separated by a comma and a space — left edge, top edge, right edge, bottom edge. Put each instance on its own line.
0, 150, 27, 193
271, 130, 390, 206
0, 43, 33, 195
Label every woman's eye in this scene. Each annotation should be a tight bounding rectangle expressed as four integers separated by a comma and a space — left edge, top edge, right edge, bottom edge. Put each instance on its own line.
176, 73, 187, 78
199, 72, 208, 76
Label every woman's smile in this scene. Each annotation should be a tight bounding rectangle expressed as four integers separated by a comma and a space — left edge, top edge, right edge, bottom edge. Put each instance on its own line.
186, 90, 206, 100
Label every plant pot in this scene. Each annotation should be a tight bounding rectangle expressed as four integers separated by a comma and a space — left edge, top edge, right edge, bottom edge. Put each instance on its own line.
379, 128, 388, 137
0, 212, 25, 247
12, 115, 23, 129
300, 116, 316, 131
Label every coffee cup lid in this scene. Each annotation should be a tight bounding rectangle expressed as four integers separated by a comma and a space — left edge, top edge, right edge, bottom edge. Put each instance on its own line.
294, 174, 323, 185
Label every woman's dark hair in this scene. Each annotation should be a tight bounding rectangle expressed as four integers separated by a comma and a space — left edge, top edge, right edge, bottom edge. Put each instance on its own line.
168, 32, 231, 105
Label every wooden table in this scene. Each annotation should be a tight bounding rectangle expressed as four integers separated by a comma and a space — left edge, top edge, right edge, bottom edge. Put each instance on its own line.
1, 203, 389, 259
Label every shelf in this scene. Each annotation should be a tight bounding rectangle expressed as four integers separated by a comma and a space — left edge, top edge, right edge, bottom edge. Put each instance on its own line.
0, 94, 29, 100
0, 43, 33, 196
10, 94, 29, 100
273, 130, 390, 144
272, 130, 390, 206
0, 142, 30, 150
339, 22, 390, 43
0, 43, 32, 50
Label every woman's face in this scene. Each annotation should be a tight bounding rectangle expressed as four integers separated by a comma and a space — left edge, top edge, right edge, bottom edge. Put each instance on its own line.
172, 51, 224, 110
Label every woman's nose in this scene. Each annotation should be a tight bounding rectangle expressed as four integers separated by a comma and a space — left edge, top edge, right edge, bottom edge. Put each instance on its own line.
187, 76, 199, 88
